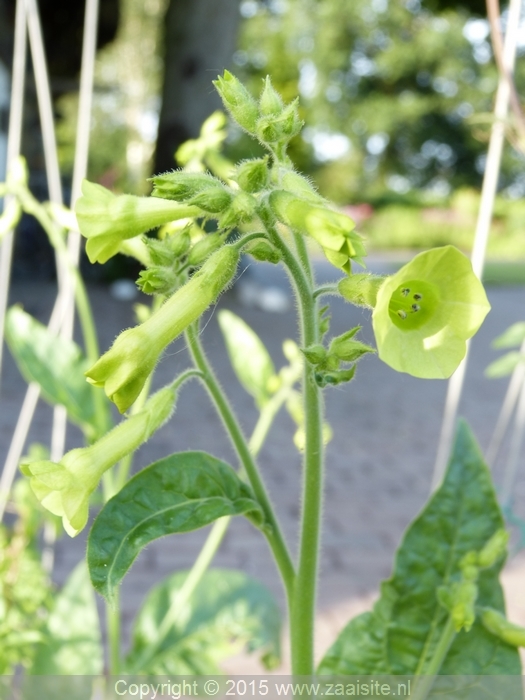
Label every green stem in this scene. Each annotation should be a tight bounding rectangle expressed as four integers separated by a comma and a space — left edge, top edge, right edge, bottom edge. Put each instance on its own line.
233, 231, 270, 250
107, 589, 121, 674
313, 284, 340, 299
260, 204, 323, 676
412, 616, 457, 700
293, 231, 313, 286
185, 323, 295, 606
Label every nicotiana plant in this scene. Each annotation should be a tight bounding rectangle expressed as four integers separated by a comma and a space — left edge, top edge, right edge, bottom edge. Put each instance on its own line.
3, 73, 525, 687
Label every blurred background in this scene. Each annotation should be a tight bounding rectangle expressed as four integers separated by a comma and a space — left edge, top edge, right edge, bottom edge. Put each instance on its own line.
0, 0, 525, 277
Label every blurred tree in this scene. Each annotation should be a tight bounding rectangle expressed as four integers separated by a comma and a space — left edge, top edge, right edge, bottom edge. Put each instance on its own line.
153, 0, 241, 174
234, 0, 525, 202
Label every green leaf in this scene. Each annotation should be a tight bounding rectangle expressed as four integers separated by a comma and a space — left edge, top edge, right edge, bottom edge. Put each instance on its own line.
492, 322, 525, 349
5, 306, 107, 440
125, 568, 281, 674
318, 420, 521, 676
485, 351, 523, 378
88, 452, 266, 604
30, 560, 102, 675
218, 309, 276, 407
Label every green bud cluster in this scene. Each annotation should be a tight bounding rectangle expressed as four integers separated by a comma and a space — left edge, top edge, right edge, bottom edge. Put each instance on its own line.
214, 71, 303, 158
437, 528, 510, 633
301, 326, 374, 388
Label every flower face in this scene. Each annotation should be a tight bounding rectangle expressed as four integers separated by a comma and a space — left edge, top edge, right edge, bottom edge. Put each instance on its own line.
372, 246, 490, 378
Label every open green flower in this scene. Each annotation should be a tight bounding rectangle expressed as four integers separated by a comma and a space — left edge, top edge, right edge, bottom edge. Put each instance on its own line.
86, 245, 239, 412
372, 246, 490, 378
20, 385, 177, 536
75, 180, 199, 264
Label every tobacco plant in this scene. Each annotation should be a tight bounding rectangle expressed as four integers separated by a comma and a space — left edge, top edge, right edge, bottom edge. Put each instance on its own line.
4, 74, 525, 685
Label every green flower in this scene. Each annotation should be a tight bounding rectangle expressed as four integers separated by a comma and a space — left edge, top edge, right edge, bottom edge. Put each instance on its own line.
372, 246, 490, 378
86, 246, 239, 412
20, 386, 177, 536
75, 180, 199, 264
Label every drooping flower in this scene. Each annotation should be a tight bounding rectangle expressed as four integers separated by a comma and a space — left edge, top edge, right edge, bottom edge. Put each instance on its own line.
75, 180, 199, 264
371, 246, 490, 378
85, 245, 239, 412
20, 385, 177, 536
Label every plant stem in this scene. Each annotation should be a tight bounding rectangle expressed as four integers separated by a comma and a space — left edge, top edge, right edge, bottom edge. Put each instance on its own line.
313, 284, 340, 299
293, 231, 313, 286
185, 323, 295, 605
412, 616, 457, 700
107, 589, 121, 674
260, 205, 323, 676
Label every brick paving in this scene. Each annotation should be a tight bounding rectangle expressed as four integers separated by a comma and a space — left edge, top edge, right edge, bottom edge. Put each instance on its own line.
2, 259, 524, 672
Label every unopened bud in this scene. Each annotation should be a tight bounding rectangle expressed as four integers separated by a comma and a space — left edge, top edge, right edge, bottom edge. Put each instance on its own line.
213, 71, 259, 133
237, 158, 269, 193
338, 274, 384, 308
259, 76, 284, 116
219, 191, 257, 228
478, 529, 509, 568
189, 187, 232, 213
150, 171, 219, 201
301, 344, 327, 365
187, 232, 224, 266
244, 239, 281, 264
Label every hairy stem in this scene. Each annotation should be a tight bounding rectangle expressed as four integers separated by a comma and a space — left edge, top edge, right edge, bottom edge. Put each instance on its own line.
185, 323, 295, 606
260, 204, 323, 676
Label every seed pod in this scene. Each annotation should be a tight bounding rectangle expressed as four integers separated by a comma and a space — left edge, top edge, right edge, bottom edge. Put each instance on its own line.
481, 608, 525, 647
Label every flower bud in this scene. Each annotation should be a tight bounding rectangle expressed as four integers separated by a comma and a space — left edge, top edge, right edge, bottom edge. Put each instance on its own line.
86, 246, 240, 412
329, 333, 375, 362
187, 232, 224, 266
256, 99, 303, 145
76, 180, 200, 264
244, 239, 281, 264
136, 266, 180, 295
213, 70, 259, 134
188, 187, 232, 213
20, 385, 177, 536
219, 191, 258, 229
481, 608, 525, 647
301, 344, 327, 366
338, 274, 384, 308
259, 76, 284, 116
279, 168, 324, 203
477, 529, 509, 568
269, 190, 363, 272
150, 171, 219, 201
236, 158, 269, 193
451, 580, 477, 632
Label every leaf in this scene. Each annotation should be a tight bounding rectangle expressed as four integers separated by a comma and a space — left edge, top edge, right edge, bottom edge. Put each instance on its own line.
218, 309, 276, 407
492, 322, 525, 349
125, 568, 281, 674
88, 451, 266, 604
318, 420, 521, 676
485, 351, 523, 378
30, 560, 102, 675
4, 306, 107, 439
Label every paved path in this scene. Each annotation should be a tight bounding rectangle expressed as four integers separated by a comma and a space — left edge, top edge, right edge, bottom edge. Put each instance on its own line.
2, 259, 524, 672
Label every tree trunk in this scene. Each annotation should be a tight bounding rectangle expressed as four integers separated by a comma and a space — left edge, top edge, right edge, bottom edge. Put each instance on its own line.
153, 0, 240, 175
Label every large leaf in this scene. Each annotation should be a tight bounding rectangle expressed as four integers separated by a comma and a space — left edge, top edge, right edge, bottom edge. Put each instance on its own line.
30, 560, 102, 675
125, 568, 281, 674
5, 306, 106, 439
318, 420, 521, 676
88, 451, 266, 604
218, 309, 276, 407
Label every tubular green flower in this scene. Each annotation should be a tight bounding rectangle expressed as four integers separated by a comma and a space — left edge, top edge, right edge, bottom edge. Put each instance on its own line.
85, 246, 240, 412
75, 180, 200, 264
372, 246, 490, 378
20, 385, 177, 536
